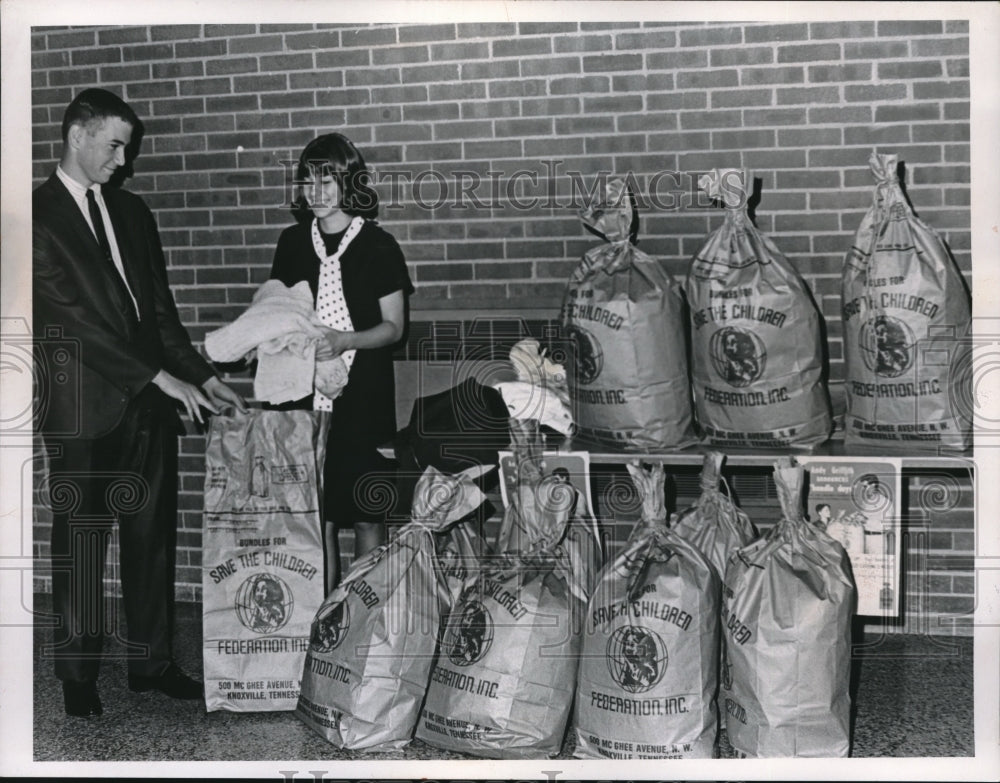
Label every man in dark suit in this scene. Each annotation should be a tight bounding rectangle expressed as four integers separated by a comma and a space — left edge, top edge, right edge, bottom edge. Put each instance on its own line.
33, 88, 246, 717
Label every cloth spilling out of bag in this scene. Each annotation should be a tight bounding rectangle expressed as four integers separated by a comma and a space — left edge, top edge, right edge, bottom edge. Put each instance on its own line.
721, 458, 856, 758
493, 338, 574, 437
687, 169, 832, 448
416, 420, 592, 759
841, 151, 972, 450
203, 279, 349, 404
296, 466, 486, 751
201, 409, 330, 712
574, 463, 720, 759
670, 451, 758, 579
561, 177, 695, 451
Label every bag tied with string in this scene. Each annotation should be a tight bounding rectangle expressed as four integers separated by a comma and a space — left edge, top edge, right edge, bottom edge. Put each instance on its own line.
561, 176, 695, 450
687, 170, 831, 448
415, 421, 590, 758
670, 451, 758, 579
574, 463, 720, 759
842, 151, 972, 450
721, 459, 856, 758
295, 465, 486, 750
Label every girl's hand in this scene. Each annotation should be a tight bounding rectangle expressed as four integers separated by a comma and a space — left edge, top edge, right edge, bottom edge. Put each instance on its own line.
316, 327, 352, 360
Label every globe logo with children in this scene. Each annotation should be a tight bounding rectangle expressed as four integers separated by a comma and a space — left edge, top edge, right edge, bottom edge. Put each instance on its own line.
446, 601, 494, 667
234, 573, 293, 635
710, 326, 766, 388
606, 624, 668, 693
859, 314, 915, 378
309, 600, 350, 653
565, 324, 604, 385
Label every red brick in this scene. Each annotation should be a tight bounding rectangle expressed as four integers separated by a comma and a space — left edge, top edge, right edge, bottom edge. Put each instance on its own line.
617, 113, 680, 133
128, 81, 179, 99
204, 24, 258, 38
743, 108, 806, 126
550, 76, 610, 95
431, 82, 486, 101
844, 40, 907, 59
416, 263, 476, 282
180, 77, 232, 97
712, 129, 776, 150
461, 60, 518, 81
843, 125, 911, 146
71, 47, 123, 66
582, 95, 644, 114
46, 29, 98, 49
341, 26, 398, 47
947, 58, 969, 78
522, 96, 582, 116
944, 102, 969, 121
647, 92, 708, 111
495, 118, 553, 137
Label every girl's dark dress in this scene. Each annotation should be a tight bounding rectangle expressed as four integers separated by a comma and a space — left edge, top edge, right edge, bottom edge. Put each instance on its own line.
269, 219, 413, 525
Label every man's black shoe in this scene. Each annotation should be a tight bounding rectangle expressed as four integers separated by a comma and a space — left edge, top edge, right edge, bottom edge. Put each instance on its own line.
128, 663, 203, 700
63, 681, 102, 717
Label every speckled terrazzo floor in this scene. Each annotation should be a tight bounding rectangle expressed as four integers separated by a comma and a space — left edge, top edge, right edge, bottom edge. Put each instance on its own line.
32, 594, 973, 761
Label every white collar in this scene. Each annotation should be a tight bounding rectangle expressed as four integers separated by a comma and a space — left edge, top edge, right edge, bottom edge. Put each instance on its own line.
56, 165, 101, 204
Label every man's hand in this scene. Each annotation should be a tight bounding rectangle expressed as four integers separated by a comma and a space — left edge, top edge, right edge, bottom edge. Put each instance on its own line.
203, 376, 248, 413
151, 370, 219, 424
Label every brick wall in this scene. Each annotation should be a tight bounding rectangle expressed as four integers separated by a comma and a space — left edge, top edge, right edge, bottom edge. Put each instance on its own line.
30, 22, 973, 635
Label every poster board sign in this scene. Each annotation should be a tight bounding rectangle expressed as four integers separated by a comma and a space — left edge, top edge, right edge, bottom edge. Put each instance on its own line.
497, 449, 596, 521
797, 456, 902, 617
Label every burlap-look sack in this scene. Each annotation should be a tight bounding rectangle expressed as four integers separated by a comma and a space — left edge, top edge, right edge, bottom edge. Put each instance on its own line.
416, 421, 589, 758
687, 170, 831, 448
561, 177, 695, 450
721, 459, 856, 757
842, 152, 972, 450
574, 463, 720, 759
202, 409, 329, 712
670, 452, 758, 579
296, 466, 486, 750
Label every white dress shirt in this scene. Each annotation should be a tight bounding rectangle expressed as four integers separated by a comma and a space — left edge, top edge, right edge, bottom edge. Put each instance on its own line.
56, 165, 140, 318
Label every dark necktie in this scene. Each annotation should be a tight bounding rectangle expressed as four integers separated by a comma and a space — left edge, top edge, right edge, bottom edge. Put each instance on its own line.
86, 188, 138, 324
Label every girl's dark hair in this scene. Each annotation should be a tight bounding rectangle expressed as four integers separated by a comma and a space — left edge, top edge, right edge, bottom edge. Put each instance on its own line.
292, 132, 378, 221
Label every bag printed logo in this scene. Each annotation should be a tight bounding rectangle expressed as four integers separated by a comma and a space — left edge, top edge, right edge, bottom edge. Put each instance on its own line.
859, 314, 915, 377
446, 601, 494, 666
566, 324, 604, 384
606, 624, 668, 693
709, 326, 766, 388
234, 573, 293, 634
309, 601, 349, 653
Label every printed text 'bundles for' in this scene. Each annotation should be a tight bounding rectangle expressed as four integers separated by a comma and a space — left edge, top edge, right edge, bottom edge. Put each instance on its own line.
296, 466, 486, 751
841, 151, 972, 450
201, 409, 329, 713
574, 463, 720, 759
561, 176, 695, 451
721, 458, 856, 758
687, 169, 832, 448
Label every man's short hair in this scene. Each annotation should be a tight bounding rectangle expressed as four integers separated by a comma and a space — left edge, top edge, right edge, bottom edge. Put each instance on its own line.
61, 88, 139, 142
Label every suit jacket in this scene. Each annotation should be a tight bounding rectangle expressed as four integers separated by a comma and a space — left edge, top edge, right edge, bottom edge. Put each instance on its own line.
33, 172, 213, 438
